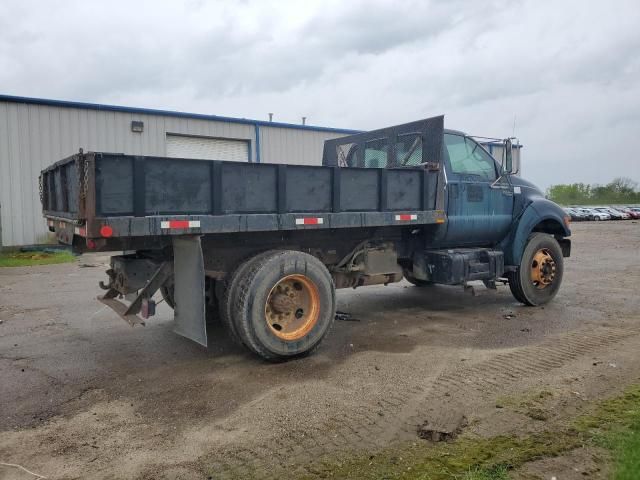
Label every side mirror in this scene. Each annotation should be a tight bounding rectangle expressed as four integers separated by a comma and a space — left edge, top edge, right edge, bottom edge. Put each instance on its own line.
504, 138, 514, 174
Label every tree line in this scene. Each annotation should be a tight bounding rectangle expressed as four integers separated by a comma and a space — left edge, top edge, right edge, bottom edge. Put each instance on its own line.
545, 177, 640, 205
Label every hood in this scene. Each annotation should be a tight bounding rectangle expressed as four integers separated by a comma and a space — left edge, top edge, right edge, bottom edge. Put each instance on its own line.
510, 176, 543, 196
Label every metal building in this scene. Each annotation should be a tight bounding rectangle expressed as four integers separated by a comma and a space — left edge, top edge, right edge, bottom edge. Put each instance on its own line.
0, 95, 358, 247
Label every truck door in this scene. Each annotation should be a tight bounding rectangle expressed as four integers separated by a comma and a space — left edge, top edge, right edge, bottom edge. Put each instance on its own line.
442, 133, 514, 246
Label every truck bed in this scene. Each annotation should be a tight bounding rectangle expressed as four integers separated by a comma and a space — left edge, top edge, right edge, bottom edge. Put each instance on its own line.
41, 152, 445, 241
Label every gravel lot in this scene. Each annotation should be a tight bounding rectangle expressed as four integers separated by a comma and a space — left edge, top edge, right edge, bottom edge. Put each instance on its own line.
1, 221, 639, 479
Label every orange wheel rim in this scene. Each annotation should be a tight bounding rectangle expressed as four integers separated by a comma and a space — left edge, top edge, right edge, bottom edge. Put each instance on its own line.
264, 274, 320, 341
530, 248, 556, 289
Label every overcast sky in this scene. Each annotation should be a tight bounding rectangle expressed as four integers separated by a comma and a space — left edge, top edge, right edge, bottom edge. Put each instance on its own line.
1, 0, 639, 189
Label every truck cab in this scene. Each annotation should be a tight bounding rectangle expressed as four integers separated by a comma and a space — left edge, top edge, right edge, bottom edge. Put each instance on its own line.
323, 117, 571, 307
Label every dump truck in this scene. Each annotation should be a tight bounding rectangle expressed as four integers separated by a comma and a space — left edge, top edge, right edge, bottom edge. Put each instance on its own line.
40, 116, 571, 360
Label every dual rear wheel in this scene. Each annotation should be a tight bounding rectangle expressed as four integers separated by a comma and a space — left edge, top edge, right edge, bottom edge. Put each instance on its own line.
220, 250, 336, 361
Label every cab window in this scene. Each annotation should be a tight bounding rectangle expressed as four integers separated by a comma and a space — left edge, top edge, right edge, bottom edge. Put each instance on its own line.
363, 138, 388, 168
395, 133, 423, 166
444, 134, 497, 181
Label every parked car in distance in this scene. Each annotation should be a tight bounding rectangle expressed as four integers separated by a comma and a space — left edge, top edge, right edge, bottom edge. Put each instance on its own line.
564, 207, 589, 221
567, 207, 610, 221
573, 208, 594, 221
629, 207, 640, 218
609, 208, 631, 219
594, 207, 625, 220
575, 207, 610, 221
574, 208, 591, 221
618, 207, 640, 219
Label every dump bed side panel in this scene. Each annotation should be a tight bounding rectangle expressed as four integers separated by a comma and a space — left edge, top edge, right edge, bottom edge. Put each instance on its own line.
42, 151, 446, 240
92, 153, 439, 218
41, 154, 84, 220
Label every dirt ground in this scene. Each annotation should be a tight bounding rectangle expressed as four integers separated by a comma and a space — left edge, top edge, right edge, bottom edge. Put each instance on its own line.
1, 221, 639, 479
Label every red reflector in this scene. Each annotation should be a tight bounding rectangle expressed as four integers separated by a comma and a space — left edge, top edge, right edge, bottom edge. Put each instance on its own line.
100, 225, 114, 238
295, 217, 324, 225
169, 220, 190, 229
86, 239, 97, 249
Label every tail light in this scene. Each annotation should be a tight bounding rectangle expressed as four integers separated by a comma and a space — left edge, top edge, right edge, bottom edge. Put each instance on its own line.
100, 225, 114, 238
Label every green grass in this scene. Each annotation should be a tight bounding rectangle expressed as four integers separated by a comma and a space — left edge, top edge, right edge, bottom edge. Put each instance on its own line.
612, 418, 640, 480
495, 389, 554, 421
0, 250, 75, 267
462, 465, 510, 480
268, 385, 640, 480
578, 388, 640, 480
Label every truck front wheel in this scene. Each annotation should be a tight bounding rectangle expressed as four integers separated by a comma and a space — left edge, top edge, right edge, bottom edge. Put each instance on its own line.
507, 233, 564, 306
232, 251, 336, 361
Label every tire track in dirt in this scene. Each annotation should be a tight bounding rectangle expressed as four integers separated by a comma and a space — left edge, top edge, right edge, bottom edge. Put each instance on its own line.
203, 323, 640, 479
392, 325, 640, 442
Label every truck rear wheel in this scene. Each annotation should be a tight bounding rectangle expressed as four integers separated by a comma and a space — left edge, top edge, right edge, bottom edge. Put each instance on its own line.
219, 251, 279, 346
233, 251, 336, 361
508, 233, 564, 306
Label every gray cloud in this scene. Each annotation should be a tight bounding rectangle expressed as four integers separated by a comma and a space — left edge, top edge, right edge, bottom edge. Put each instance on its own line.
1, 0, 639, 188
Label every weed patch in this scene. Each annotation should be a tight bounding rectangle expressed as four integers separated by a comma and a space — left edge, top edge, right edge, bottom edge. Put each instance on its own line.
300, 385, 640, 480
0, 250, 75, 267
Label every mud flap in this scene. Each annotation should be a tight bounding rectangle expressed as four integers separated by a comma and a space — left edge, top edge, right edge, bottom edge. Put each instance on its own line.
172, 236, 207, 347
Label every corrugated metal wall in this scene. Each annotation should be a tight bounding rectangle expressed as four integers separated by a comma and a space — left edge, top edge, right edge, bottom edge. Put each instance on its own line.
0, 100, 348, 246
259, 126, 345, 165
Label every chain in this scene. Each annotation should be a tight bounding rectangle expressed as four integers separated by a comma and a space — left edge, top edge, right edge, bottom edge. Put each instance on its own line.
75, 155, 82, 197
76, 149, 88, 200
81, 158, 89, 199
38, 174, 44, 204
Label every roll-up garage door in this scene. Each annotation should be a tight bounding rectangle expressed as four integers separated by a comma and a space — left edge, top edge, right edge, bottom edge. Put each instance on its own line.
166, 134, 249, 162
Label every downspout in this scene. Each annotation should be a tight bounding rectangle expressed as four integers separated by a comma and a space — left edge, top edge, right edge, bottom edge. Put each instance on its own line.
254, 123, 261, 163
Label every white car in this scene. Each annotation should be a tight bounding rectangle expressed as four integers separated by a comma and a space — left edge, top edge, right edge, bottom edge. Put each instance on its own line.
597, 207, 628, 220
579, 208, 610, 221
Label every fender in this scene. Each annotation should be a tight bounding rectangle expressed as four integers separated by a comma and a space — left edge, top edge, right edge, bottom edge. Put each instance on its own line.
502, 198, 571, 266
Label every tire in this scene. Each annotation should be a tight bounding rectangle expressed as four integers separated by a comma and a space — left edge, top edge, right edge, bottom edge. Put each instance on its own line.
594, 216, 600, 221
204, 278, 219, 323
403, 269, 434, 287
232, 250, 336, 361
507, 233, 564, 306
218, 251, 279, 346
